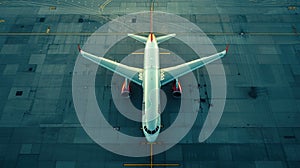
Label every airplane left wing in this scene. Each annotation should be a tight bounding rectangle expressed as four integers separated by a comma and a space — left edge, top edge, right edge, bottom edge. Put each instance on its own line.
79, 46, 143, 85
160, 48, 228, 86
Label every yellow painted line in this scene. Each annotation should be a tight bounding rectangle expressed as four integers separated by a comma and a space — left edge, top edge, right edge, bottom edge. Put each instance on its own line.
123, 143, 180, 167
150, 143, 153, 168
100, 0, 112, 11
160, 52, 171, 55
132, 52, 144, 55
0, 32, 297, 36
132, 52, 170, 55
0, 32, 124, 36
288, 6, 297, 10
49, 6, 56, 10
140, 142, 162, 145
123, 164, 180, 167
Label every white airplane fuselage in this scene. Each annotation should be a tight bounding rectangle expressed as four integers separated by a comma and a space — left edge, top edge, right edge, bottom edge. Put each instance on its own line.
79, 32, 227, 143
142, 33, 161, 142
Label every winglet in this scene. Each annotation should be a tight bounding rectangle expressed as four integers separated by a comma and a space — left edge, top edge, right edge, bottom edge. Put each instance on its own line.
77, 44, 81, 52
225, 44, 230, 53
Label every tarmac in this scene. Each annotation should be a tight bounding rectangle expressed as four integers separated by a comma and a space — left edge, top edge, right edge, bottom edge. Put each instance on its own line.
0, 0, 300, 167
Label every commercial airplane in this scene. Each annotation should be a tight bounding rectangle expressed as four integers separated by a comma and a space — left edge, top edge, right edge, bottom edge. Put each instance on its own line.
78, 6, 228, 143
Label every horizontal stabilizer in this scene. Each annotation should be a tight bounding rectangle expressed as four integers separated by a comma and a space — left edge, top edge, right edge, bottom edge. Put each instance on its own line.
157, 34, 176, 44
128, 34, 148, 44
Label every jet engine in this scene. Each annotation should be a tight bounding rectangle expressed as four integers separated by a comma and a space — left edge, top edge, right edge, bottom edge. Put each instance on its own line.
121, 78, 130, 98
172, 79, 182, 98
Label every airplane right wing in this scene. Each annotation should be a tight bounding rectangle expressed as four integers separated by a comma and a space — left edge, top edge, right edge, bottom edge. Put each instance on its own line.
160, 48, 228, 86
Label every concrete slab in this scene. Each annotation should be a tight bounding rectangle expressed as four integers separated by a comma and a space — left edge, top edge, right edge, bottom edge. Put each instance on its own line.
29, 54, 46, 65
55, 161, 75, 168
0, 0, 300, 167
20, 144, 32, 154
3, 64, 19, 75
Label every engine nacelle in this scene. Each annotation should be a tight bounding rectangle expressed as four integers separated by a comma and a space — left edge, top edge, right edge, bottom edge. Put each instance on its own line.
172, 79, 182, 98
121, 78, 130, 98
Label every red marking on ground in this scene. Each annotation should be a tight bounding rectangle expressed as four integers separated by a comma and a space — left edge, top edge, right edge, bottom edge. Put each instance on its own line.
77, 44, 81, 51
226, 44, 230, 53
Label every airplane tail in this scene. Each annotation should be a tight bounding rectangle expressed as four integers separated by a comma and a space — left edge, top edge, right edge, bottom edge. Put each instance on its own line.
128, 1, 176, 44
128, 33, 176, 44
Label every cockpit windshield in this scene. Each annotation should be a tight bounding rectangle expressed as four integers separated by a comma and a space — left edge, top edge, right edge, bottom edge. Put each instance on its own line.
143, 126, 160, 134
